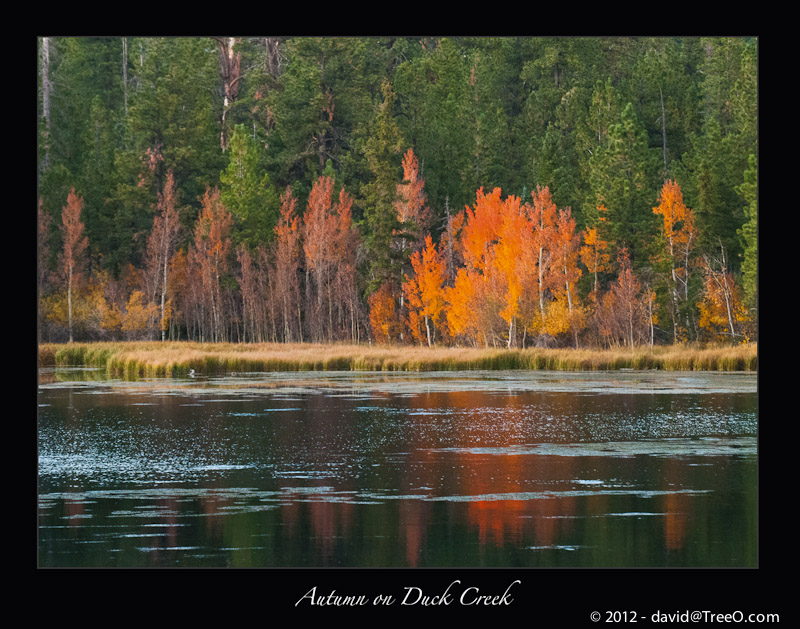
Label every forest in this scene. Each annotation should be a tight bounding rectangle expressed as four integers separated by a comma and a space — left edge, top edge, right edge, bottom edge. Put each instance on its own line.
37, 36, 757, 349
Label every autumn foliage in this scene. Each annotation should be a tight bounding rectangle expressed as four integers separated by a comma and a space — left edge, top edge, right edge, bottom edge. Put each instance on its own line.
41, 171, 752, 349
403, 235, 447, 346
58, 188, 89, 342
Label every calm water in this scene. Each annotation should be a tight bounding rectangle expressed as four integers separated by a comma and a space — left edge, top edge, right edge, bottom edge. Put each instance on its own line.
37, 369, 757, 568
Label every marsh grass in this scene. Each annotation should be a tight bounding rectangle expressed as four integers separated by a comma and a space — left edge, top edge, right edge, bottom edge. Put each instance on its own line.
38, 341, 757, 377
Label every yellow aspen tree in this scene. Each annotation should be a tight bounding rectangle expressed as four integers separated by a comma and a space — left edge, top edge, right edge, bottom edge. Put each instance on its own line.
579, 226, 611, 297
697, 246, 749, 342
653, 180, 697, 342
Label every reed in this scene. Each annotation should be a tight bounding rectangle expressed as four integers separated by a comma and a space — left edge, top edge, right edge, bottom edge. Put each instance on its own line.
38, 341, 757, 377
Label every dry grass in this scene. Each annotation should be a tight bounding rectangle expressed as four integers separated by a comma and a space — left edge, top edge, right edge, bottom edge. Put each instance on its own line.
38, 340, 758, 377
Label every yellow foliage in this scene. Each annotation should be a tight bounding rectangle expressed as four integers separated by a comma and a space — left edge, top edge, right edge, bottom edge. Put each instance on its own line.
543, 298, 571, 337
121, 291, 159, 336
697, 264, 749, 342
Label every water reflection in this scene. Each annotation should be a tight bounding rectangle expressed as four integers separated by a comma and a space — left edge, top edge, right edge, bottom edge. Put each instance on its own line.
38, 370, 757, 567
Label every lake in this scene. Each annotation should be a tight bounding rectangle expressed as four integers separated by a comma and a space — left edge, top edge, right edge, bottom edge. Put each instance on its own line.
37, 368, 757, 568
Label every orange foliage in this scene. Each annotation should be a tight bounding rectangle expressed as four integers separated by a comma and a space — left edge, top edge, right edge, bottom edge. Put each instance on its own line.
59, 188, 88, 287
302, 176, 358, 342
403, 235, 447, 346
272, 187, 302, 342
59, 188, 89, 342
653, 179, 696, 288
394, 148, 432, 247
445, 188, 520, 346
594, 248, 649, 347
189, 186, 233, 341
460, 187, 505, 270
579, 227, 611, 295
445, 267, 498, 346
369, 281, 403, 343
440, 185, 586, 347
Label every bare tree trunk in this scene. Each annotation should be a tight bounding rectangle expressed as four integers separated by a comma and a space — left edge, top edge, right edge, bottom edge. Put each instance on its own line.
538, 246, 546, 326
426, 314, 432, 347
67, 265, 74, 343
216, 37, 241, 152
41, 37, 52, 172
161, 254, 168, 341
717, 245, 737, 338
264, 37, 282, 78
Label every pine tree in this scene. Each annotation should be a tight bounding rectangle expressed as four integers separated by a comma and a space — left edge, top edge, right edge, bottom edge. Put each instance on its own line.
361, 80, 405, 292
737, 154, 757, 312
220, 124, 279, 247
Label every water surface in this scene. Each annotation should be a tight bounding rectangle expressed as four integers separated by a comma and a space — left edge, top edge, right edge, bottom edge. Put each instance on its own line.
38, 369, 757, 567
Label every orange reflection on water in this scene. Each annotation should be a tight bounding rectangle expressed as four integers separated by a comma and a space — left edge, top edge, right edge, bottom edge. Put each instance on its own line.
662, 458, 688, 551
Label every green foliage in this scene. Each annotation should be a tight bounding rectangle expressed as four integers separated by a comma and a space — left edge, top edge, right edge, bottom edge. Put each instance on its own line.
220, 125, 279, 247
737, 154, 757, 310
360, 80, 405, 290
394, 38, 475, 218
586, 102, 660, 261
37, 36, 757, 345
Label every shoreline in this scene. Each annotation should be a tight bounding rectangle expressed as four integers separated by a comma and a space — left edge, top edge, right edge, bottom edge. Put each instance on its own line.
37, 341, 758, 377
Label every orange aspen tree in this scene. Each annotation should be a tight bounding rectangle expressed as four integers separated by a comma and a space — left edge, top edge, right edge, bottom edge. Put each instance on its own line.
445, 188, 524, 347
653, 180, 697, 341
145, 169, 181, 341
272, 187, 302, 342
59, 188, 89, 343
331, 187, 361, 343
445, 188, 505, 347
551, 207, 585, 345
493, 194, 531, 348
369, 281, 403, 343
526, 186, 559, 334
403, 234, 446, 346
303, 176, 337, 342
394, 148, 432, 250
445, 267, 497, 347
189, 186, 233, 342
303, 176, 358, 342
394, 148, 432, 334
597, 247, 648, 348
459, 187, 504, 271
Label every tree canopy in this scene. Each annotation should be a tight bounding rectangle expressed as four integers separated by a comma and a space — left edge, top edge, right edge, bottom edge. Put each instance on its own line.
38, 36, 757, 346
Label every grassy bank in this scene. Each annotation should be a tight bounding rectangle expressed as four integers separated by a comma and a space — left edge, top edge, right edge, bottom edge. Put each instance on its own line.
38, 341, 758, 378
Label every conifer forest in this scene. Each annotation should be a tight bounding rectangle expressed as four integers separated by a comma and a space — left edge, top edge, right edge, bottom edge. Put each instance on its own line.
36, 36, 758, 349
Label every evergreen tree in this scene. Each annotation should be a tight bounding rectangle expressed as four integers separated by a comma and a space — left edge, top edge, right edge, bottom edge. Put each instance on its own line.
394, 38, 474, 220
585, 102, 659, 264
737, 154, 757, 312
108, 37, 223, 271
220, 124, 279, 248
360, 79, 405, 292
